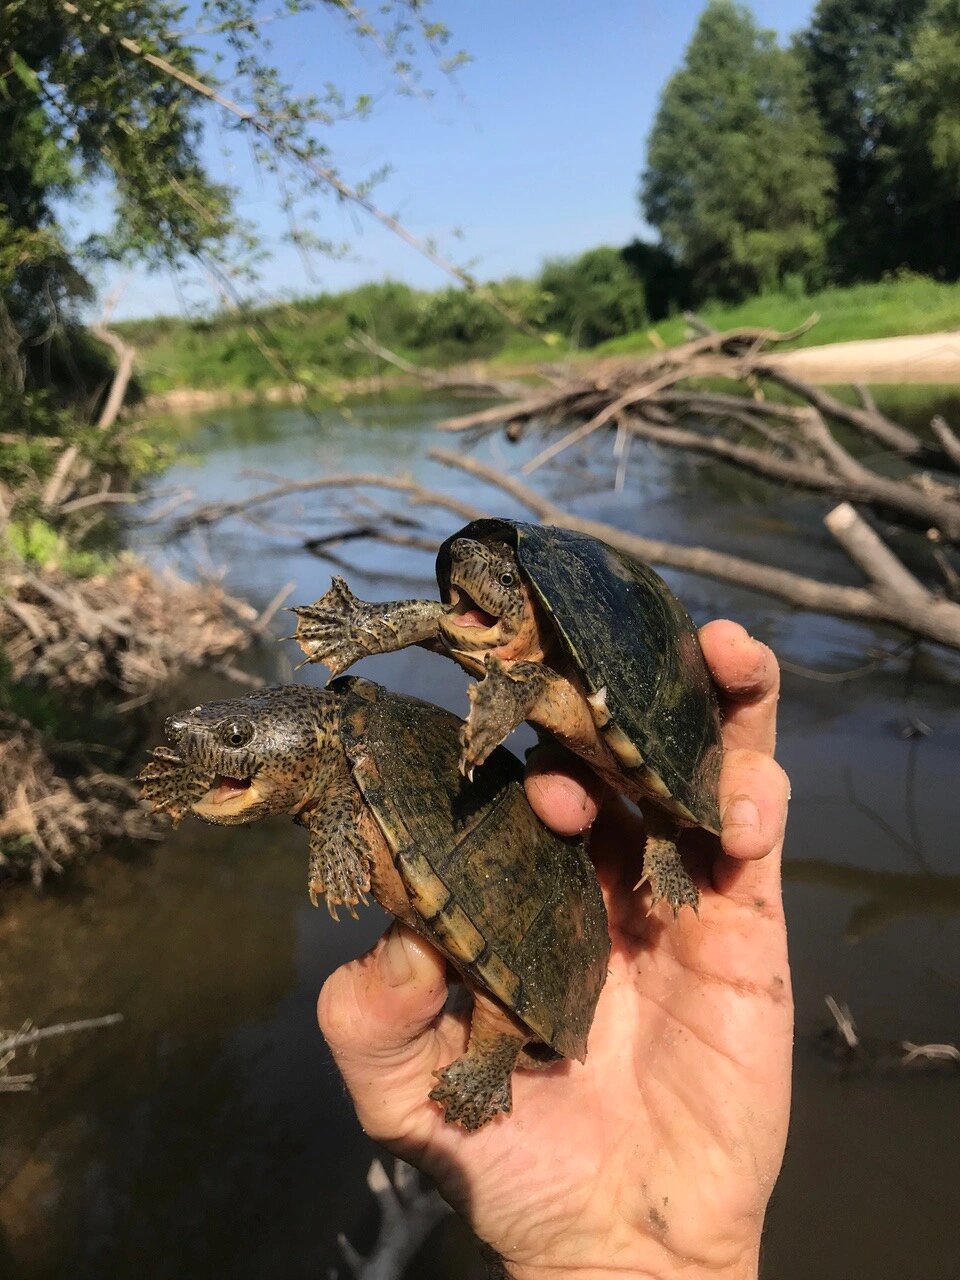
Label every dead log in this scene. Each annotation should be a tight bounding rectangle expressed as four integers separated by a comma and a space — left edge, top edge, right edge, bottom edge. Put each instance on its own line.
428, 449, 960, 650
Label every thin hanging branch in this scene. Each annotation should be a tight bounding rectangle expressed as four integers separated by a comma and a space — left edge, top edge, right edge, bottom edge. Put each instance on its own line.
59, 2, 540, 339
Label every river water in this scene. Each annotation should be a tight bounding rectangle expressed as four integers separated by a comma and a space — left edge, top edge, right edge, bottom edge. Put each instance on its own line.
2, 394, 958, 1278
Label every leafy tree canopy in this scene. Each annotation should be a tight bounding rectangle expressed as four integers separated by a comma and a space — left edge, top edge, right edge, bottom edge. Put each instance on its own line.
0, 0, 464, 406
641, 0, 833, 301
894, 0, 960, 197
799, 0, 960, 280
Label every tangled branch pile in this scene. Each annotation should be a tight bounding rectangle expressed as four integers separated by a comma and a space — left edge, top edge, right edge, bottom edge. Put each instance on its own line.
324, 322, 960, 652
0, 560, 262, 886
1, 562, 252, 706
0, 712, 157, 886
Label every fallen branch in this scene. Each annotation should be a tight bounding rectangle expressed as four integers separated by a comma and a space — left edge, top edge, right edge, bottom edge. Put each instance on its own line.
931, 415, 960, 469
817, 995, 959, 1075
0, 1013, 123, 1056
338, 1159, 450, 1280
156, 472, 484, 537
345, 333, 528, 399
614, 414, 960, 539
427, 449, 960, 650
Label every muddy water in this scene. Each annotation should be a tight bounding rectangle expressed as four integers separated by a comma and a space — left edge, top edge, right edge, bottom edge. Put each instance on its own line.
1, 395, 958, 1279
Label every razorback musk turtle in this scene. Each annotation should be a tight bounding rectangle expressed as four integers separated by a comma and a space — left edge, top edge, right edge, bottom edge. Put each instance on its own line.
138, 678, 609, 1131
293, 519, 723, 916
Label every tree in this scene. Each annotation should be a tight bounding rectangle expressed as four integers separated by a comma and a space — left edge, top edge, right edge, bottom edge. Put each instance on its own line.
0, 0, 464, 414
621, 240, 692, 322
799, 0, 960, 280
641, 0, 833, 301
538, 247, 646, 347
894, 0, 960, 198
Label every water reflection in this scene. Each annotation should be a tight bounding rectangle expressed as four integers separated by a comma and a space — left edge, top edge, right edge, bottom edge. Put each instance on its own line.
2, 395, 958, 1279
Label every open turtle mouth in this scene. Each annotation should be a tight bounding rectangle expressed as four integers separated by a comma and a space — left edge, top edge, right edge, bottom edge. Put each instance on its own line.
194, 773, 256, 817
445, 585, 499, 631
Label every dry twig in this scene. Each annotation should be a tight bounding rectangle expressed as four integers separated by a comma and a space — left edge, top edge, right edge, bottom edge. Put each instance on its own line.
337, 1159, 450, 1280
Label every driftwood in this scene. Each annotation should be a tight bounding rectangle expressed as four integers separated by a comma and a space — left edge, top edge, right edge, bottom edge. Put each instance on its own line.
0, 1014, 123, 1093
148, 321, 960, 651
429, 451, 960, 650
817, 996, 959, 1075
157, 452, 960, 652
0, 564, 256, 703
337, 1159, 450, 1280
0, 711, 161, 886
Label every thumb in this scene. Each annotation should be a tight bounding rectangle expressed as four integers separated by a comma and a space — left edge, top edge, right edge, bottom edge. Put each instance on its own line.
317, 923, 451, 1138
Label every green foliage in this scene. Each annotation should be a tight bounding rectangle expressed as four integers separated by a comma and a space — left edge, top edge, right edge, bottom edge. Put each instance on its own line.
0, 0, 465, 414
800, 0, 960, 281
413, 288, 510, 353
593, 275, 960, 357
538, 247, 646, 347
620, 241, 692, 322
894, 0, 960, 196
4, 517, 111, 577
642, 0, 834, 301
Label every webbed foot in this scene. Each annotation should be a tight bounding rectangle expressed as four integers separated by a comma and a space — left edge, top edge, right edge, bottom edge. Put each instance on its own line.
429, 1057, 513, 1130
292, 578, 445, 677
306, 797, 372, 920
459, 657, 545, 775
636, 831, 700, 918
292, 577, 389, 676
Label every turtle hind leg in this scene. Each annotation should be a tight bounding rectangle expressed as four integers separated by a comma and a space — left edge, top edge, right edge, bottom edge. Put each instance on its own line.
636, 812, 700, 918
429, 996, 526, 1131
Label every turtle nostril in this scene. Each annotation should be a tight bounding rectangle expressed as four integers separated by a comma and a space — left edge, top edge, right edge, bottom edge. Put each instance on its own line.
165, 716, 187, 742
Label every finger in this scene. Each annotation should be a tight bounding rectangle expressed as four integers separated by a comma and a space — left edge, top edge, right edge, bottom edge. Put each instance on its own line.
699, 619, 780, 756
713, 749, 790, 903
317, 926, 450, 1075
524, 743, 607, 836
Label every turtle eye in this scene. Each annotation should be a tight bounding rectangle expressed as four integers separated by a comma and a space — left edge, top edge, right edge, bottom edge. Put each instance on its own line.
498, 571, 516, 588
220, 719, 254, 749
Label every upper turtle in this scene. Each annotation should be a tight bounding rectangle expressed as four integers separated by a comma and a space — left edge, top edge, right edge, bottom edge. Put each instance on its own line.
436, 519, 722, 832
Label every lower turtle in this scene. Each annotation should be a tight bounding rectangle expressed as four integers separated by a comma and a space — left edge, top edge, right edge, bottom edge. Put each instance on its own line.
138, 677, 610, 1131
293, 518, 723, 917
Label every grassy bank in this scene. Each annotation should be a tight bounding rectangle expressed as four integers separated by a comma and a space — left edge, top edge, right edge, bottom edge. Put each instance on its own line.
123, 274, 960, 397
593, 276, 960, 358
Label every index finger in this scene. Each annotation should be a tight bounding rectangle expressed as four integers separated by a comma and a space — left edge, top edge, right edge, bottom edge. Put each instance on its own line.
699, 619, 780, 757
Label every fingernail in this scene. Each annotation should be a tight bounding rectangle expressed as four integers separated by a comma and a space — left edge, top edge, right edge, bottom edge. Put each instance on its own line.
722, 796, 760, 833
378, 927, 413, 988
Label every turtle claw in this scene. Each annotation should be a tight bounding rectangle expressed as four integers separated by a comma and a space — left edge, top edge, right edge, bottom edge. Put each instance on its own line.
635, 840, 700, 917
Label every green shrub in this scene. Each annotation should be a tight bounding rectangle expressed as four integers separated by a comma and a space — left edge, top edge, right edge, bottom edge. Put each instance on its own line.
538, 246, 647, 347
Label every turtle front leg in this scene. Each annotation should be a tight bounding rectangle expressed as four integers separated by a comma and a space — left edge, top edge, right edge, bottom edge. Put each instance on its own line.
304, 780, 373, 920
293, 577, 446, 677
429, 993, 527, 1131
459, 657, 553, 775
636, 809, 700, 918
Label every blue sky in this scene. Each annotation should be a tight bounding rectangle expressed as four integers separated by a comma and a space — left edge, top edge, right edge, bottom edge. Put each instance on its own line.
86, 0, 816, 319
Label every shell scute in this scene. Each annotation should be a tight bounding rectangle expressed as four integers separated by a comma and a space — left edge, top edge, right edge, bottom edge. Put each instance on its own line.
334, 677, 609, 1058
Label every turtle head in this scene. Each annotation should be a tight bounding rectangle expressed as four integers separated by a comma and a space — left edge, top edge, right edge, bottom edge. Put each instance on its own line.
139, 686, 332, 827
441, 537, 525, 650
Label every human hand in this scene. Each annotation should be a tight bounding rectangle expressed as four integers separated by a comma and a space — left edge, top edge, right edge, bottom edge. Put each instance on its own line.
317, 620, 791, 1280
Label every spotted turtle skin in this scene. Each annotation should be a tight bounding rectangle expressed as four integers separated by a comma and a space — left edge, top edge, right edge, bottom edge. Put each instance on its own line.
437, 519, 722, 834
336, 677, 610, 1060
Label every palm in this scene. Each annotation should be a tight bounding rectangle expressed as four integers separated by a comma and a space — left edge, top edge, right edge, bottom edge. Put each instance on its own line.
364, 809, 792, 1275
319, 621, 791, 1279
